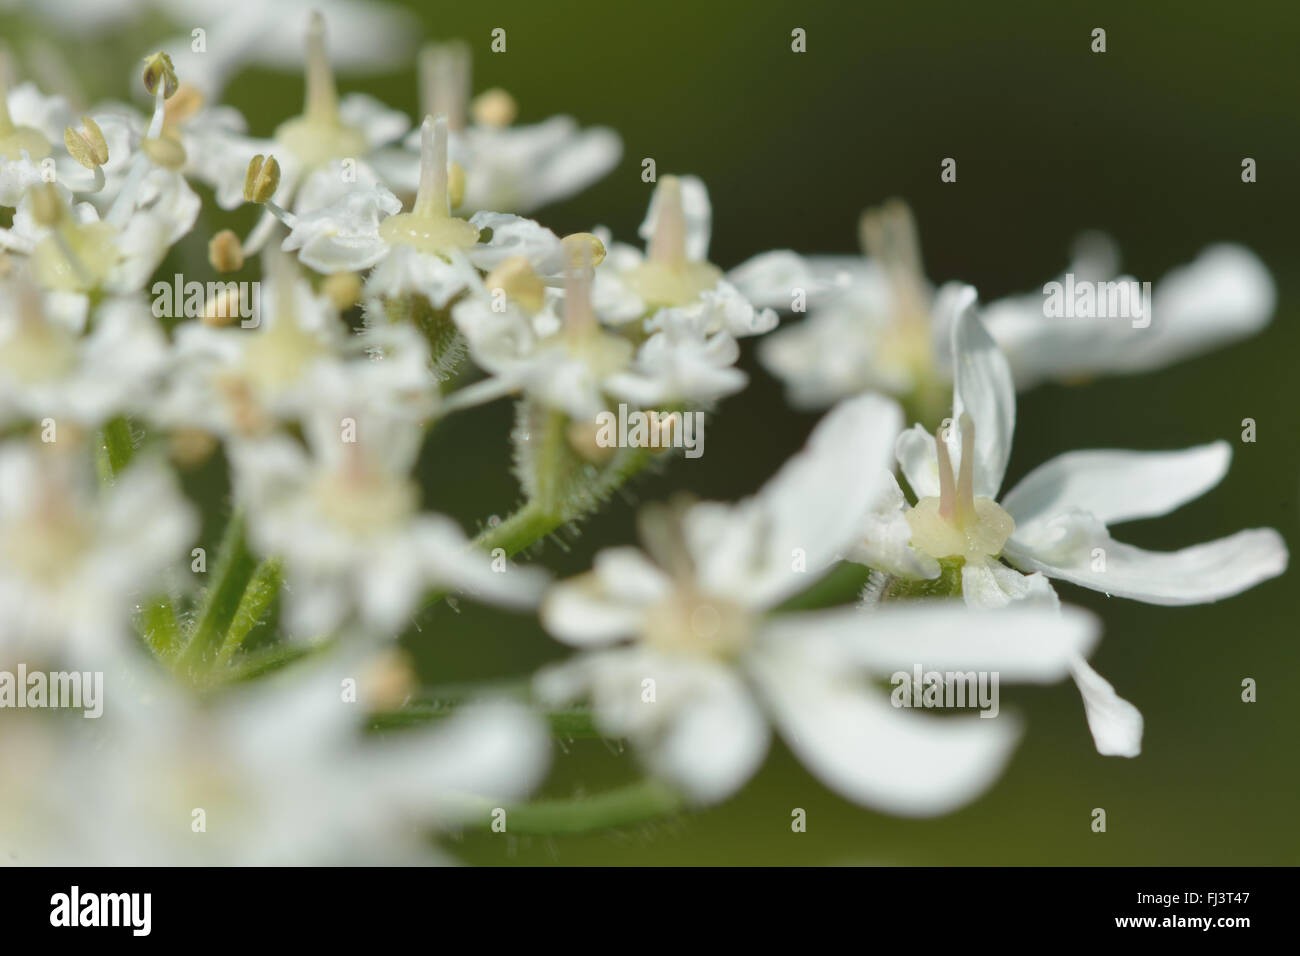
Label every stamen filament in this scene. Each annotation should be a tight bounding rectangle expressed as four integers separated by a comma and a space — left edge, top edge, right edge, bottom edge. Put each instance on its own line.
412, 115, 450, 218
564, 240, 597, 339
303, 12, 338, 124
647, 176, 687, 266
934, 422, 957, 521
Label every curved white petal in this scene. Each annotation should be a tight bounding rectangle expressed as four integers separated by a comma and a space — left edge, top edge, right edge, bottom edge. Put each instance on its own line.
1070, 655, 1143, 757
765, 600, 1098, 682
750, 640, 1022, 816
694, 392, 903, 608
950, 288, 1015, 497
1002, 442, 1231, 530
1006, 519, 1288, 606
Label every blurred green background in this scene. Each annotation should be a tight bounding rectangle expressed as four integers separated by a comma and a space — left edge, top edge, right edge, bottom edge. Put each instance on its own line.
21, 0, 1300, 863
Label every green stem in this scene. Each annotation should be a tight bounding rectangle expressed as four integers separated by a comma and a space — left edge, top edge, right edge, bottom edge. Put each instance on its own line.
494, 780, 684, 836
95, 416, 134, 482
139, 596, 182, 662
213, 558, 282, 669
177, 513, 259, 681
472, 500, 561, 559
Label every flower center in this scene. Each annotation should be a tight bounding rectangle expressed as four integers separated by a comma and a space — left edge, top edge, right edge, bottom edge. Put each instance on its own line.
637, 501, 754, 658
623, 176, 720, 308
311, 449, 419, 536
378, 115, 480, 256
904, 413, 1014, 562
273, 13, 368, 167
241, 253, 328, 391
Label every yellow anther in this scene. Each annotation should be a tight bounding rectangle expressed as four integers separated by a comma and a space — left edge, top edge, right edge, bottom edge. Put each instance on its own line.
142, 52, 179, 100
484, 256, 545, 313
244, 154, 281, 204
322, 271, 362, 310
562, 232, 607, 268
471, 88, 517, 128
64, 116, 108, 170
208, 229, 245, 273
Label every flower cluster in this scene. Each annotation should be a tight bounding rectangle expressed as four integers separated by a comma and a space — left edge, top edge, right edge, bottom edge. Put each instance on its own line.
0, 7, 1285, 863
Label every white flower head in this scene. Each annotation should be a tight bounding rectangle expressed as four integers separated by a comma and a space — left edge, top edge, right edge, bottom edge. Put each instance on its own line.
229, 393, 548, 640
851, 287, 1288, 755
538, 392, 1102, 811
153, 248, 435, 440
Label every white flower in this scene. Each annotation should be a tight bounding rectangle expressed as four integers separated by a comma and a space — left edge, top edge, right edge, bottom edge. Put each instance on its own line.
194, 12, 410, 254
282, 116, 563, 302
591, 175, 778, 337
537, 392, 1102, 812
371, 46, 620, 215
152, 250, 434, 440
0, 441, 196, 667
851, 287, 1288, 755
748, 202, 1276, 406
980, 234, 1276, 388
228, 395, 548, 640
4, 177, 196, 308
0, 658, 547, 864
0, 277, 167, 427
447, 246, 749, 419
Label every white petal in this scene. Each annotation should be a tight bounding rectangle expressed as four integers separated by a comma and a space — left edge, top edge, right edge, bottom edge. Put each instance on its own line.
540, 548, 670, 646
650, 665, 770, 805
1070, 655, 1143, 757
765, 600, 1098, 682
1006, 518, 1288, 605
751, 639, 1022, 816
950, 288, 1015, 497
698, 392, 902, 608
1138, 243, 1275, 372
1002, 441, 1230, 529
